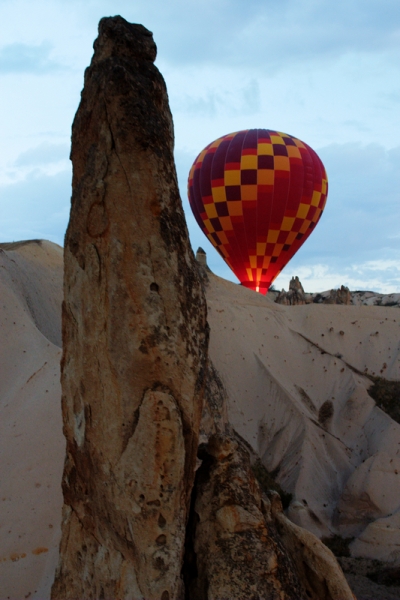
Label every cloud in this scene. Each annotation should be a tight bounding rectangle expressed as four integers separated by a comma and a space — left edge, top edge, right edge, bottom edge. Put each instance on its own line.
352, 259, 400, 275
182, 140, 400, 266
14, 142, 70, 167
274, 257, 400, 294
148, 0, 400, 70
0, 168, 71, 245
174, 78, 260, 118
298, 142, 400, 261
0, 42, 64, 74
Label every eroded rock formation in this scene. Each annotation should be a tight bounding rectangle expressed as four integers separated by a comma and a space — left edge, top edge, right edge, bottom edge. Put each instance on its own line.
186, 435, 308, 599
52, 15, 356, 600
313, 285, 351, 305
185, 434, 355, 600
275, 279, 352, 306
275, 276, 307, 305
52, 16, 208, 600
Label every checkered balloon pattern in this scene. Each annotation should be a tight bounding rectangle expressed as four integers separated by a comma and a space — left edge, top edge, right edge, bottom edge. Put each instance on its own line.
188, 129, 328, 294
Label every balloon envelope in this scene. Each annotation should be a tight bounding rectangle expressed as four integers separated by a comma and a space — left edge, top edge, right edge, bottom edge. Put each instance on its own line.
188, 129, 328, 294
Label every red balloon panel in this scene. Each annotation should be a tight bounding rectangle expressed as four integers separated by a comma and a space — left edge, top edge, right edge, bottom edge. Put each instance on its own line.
188, 129, 328, 294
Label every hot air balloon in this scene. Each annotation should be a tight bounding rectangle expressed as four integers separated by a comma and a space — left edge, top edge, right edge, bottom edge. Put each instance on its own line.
188, 129, 328, 294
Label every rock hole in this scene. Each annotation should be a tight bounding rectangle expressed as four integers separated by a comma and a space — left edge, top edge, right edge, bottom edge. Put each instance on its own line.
150, 282, 159, 292
153, 556, 165, 570
158, 513, 166, 528
161, 592, 169, 600
147, 499, 161, 507
156, 534, 167, 546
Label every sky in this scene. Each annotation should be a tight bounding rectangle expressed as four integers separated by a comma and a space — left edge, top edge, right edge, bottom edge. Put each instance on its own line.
0, 0, 399, 293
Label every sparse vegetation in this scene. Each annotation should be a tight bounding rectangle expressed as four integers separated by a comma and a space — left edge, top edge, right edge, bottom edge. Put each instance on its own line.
295, 385, 316, 413
341, 556, 400, 588
252, 459, 293, 509
367, 377, 400, 424
321, 534, 354, 557
318, 400, 334, 426
367, 564, 400, 587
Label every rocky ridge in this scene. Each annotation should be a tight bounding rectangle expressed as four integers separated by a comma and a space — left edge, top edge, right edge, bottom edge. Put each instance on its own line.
51, 16, 209, 600
274, 276, 400, 307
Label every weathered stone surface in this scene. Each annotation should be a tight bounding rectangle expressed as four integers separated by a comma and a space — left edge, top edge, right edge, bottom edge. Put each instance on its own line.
52, 16, 208, 600
270, 493, 355, 600
338, 452, 400, 537
195, 247, 208, 269
186, 434, 309, 600
198, 361, 229, 447
350, 510, 400, 564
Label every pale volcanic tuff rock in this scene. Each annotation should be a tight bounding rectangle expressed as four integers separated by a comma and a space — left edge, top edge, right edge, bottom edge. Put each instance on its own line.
51, 16, 208, 600
0, 241, 64, 600
0, 241, 371, 600
204, 268, 400, 552
269, 493, 355, 600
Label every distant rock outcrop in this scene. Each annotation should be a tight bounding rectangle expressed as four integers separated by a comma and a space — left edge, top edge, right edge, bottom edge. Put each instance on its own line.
275, 277, 352, 306
51, 16, 355, 600
275, 275, 307, 305
351, 291, 400, 307
51, 16, 208, 599
313, 285, 351, 305
275, 278, 400, 307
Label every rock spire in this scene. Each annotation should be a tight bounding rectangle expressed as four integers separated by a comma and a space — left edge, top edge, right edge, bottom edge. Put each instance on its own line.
52, 16, 208, 600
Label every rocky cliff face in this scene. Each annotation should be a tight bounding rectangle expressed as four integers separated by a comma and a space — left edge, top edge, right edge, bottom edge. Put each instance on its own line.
51, 16, 208, 600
